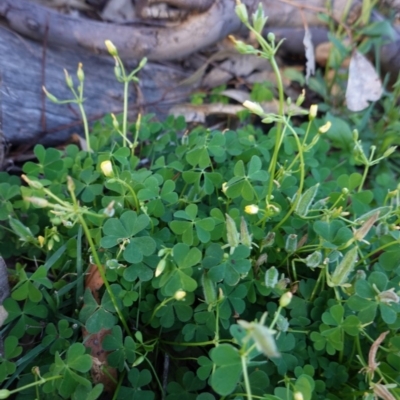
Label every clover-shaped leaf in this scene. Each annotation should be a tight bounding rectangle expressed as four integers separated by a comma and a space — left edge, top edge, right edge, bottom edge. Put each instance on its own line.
210, 344, 242, 395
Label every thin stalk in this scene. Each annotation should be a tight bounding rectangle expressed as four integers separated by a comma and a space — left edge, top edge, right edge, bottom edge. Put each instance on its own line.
78, 213, 132, 337
122, 80, 129, 147
241, 354, 252, 400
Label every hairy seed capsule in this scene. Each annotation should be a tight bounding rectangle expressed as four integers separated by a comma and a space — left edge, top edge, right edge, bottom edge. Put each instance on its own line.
202, 272, 217, 305
330, 246, 358, 287
295, 184, 319, 217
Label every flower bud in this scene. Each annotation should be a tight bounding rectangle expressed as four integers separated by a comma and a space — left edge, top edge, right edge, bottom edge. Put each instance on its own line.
318, 121, 331, 134
64, 69, 73, 88
105, 40, 118, 56
42, 86, 59, 103
267, 32, 275, 43
21, 174, 43, 189
111, 113, 120, 130
138, 57, 147, 69
100, 160, 114, 177
243, 100, 265, 116
244, 204, 259, 214
24, 196, 49, 208
174, 290, 186, 300
296, 89, 306, 106
155, 259, 166, 277
279, 291, 293, 307
0, 389, 10, 399
294, 393, 304, 400
67, 176, 75, 192
309, 104, 318, 120
77, 63, 84, 82
235, 2, 248, 23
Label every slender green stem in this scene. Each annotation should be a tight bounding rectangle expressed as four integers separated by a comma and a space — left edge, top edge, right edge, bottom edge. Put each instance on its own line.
77, 212, 132, 337
269, 306, 283, 330
77, 102, 91, 153
241, 354, 252, 400
7, 375, 63, 397
273, 128, 305, 231
122, 80, 129, 147
144, 355, 165, 397
358, 163, 370, 192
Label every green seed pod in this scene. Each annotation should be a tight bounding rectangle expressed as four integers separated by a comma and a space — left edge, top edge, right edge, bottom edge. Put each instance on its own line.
155, 259, 167, 277
265, 266, 278, 288
261, 232, 275, 250
295, 184, 319, 217
240, 217, 252, 248
376, 222, 389, 237
0, 389, 10, 399
225, 214, 239, 249
285, 234, 298, 253
305, 251, 322, 268
330, 246, 358, 287
202, 271, 217, 306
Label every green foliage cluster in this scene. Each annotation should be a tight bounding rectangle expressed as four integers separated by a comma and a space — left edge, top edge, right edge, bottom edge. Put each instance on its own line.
1, 3, 400, 400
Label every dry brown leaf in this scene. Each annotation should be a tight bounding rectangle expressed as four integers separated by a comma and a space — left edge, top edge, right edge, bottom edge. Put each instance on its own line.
83, 327, 118, 395
303, 27, 315, 83
346, 51, 383, 112
85, 263, 105, 302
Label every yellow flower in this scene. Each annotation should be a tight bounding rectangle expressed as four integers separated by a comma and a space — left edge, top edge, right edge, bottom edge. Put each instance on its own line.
244, 205, 259, 214
100, 160, 114, 177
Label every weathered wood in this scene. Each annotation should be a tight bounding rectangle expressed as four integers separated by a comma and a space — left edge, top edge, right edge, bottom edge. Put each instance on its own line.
0, 26, 190, 145
1, 0, 400, 147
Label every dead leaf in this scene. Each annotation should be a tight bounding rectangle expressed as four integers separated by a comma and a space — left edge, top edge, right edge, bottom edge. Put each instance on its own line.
85, 263, 105, 302
346, 51, 383, 112
303, 27, 315, 84
83, 327, 118, 395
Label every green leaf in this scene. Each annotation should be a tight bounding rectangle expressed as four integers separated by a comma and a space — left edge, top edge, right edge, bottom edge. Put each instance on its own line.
66, 343, 92, 372
173, 244, 202, 269
210, 344, 242, 395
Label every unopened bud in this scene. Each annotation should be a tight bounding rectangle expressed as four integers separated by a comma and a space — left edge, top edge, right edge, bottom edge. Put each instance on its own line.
243, 100, 265, 116
77, 63, 84, 82
100, 160, 114, 177
235, 2, 249, 23
64, 69, 73, 88
279, 292, 293, 307
174, 290, 186, 300
309, 104, 318, 120
318, 121, 331, 134
244, 204, 259, 214
105, 40, 118, 56
42, 86, 59, 103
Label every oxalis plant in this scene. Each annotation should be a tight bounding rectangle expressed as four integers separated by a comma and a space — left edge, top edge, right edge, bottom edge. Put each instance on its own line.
1, 2, 400, 400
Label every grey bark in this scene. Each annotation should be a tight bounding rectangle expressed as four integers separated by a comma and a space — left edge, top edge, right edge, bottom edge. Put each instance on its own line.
0, 0, 399, 148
